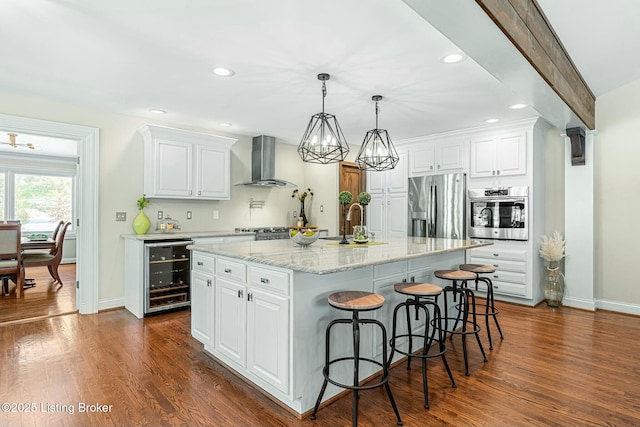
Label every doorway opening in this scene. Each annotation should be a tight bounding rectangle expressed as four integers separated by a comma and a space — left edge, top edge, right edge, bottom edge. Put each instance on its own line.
0, 113, 99, 319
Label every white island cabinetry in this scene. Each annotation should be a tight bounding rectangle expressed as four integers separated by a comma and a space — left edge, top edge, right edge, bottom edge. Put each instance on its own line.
189, 237, 489, 415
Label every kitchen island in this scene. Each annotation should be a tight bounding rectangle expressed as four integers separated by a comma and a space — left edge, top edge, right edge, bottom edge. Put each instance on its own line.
188, 236, 491, 415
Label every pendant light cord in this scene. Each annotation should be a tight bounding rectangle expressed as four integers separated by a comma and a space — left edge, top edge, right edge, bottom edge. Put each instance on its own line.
321, 81, 327, 113
375, 100, 379, 129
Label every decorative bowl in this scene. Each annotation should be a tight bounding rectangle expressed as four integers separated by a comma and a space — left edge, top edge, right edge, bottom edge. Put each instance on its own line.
289, 229, 319, 247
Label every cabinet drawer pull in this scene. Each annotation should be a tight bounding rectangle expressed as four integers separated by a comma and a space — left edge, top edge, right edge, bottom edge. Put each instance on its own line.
260, 277, 270, 284
197, 261, 204, 266
493, 275, 499, 279
237, 290, 243, 298
247, 293, 253, 302
224, 268, 232, 273
493, 264, 499, 268
493, 253, 499, 257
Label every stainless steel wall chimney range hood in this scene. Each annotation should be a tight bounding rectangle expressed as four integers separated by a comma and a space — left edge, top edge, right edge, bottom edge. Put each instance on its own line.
243, 135, 297, 188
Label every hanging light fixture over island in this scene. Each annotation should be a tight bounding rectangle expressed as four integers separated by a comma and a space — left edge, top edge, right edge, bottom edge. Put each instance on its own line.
297, 73, 349, 164
356, 95, 399, 171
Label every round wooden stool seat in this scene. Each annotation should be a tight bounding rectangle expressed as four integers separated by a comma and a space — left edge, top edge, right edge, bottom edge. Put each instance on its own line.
328, 291, 384, 311
434, 269, 477, 281
393, 282, 442, 297
460, 263, 497, 274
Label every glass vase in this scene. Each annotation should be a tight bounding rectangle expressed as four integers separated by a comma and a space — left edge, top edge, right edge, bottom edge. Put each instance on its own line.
132, 210, 151, 235
543, 260, 565, 307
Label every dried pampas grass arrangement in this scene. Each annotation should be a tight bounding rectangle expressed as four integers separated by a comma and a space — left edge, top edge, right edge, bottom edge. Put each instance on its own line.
539, 231, 565, 262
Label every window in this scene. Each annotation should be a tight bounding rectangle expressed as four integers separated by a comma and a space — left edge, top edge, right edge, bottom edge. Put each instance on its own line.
15, 174, 74, 233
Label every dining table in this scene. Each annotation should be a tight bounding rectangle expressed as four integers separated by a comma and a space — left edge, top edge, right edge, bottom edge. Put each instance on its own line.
21, 237, 56, 251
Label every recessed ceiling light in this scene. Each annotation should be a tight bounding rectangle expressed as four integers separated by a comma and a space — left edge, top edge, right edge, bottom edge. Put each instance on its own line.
509, 103, 528, 110
219, 122, 232, 127
149, 109, 166, 114
485, 118, 500, 124
441, 53, 467, 64
211, 67, 235, 77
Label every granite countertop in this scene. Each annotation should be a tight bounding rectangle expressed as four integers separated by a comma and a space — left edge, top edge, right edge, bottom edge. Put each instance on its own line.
188, 237, 493, 275
121, 230, 255, 241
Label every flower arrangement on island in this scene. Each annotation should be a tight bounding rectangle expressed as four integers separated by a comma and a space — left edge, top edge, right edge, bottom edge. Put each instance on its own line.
292, 188, 314, 226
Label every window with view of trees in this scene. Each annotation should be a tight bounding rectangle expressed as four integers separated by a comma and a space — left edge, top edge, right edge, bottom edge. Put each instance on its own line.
15, 174, 74, 233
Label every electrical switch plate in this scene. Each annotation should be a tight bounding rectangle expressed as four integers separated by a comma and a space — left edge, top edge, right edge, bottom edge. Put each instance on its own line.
187, 211, 192, 220
213, 210, 219, 220
157, 211, 163, 220
320, 205, 324, 213
293, 210, 297, 219
116, 212, 126, 221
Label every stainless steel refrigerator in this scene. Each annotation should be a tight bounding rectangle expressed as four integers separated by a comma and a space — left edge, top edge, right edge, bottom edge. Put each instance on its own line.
408, 173, 466, 239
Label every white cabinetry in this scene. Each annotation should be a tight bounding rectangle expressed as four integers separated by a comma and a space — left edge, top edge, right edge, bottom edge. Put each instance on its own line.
410, 140, 465, 176
470, 131, 526, 178
191, 251, 215, 346
213, 256, 291, 394
367, 151, 408, 240
467, 242, 529, 298
139, 124, 237, 200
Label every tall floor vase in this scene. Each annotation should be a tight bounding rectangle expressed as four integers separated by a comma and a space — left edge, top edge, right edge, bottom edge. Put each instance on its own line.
543, 260, 565, 307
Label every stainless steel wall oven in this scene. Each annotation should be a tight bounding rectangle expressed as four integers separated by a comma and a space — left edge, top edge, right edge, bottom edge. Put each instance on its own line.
468, 187, 528, 241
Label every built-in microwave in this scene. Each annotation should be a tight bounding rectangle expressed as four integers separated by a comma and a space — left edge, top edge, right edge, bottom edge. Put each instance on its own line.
468, 187, 528, 241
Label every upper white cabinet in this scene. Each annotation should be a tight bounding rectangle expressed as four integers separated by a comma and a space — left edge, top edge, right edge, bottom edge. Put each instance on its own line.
139, 124, 237, 200
410, 140, 465, 176
367, 151, 408, 240
470, 131, 526, 178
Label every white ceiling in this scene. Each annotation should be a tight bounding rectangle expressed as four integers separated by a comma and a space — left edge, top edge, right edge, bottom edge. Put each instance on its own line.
1, 0, 639, 156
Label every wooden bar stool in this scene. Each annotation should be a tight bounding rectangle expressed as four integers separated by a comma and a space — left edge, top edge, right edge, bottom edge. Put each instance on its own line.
434, 269, 488, 376
387, 282, 456, 409
310, 291, 403, 427
459, 264, 504, 349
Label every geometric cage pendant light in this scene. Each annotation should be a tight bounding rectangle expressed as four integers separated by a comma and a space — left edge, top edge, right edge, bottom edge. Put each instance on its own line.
355, 95, 399, 171
298, 73, 349, 164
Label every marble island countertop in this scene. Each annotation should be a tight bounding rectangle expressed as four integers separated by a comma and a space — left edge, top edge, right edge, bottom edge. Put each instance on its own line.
121, 230, 255, 240
188, 236, 493, 275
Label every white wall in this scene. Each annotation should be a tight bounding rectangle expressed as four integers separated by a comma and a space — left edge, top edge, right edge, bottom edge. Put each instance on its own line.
594, 79, 640, 308
0, 92, 342, 303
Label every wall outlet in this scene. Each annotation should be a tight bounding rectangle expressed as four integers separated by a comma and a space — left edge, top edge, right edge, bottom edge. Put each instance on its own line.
115, 212, 126, 221
187, 211, 192, 220
157, 211, 163, 220
292, 210, 297, 219
213, 210, 219, 220
320, 205, 324, 213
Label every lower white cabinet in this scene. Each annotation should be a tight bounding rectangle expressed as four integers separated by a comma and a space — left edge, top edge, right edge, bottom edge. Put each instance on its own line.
211, 256, 291, 395
467, 243, 528, 298
191, 252, 215, 346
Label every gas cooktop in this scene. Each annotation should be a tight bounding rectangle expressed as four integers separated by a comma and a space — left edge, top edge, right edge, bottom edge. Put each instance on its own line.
235, 226, 290, 240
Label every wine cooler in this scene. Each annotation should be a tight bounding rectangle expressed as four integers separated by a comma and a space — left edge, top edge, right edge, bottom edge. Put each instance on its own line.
144, 240, 192, 315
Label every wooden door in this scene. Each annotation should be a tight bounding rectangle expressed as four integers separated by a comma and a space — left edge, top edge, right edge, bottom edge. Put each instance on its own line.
338, 162, 366, 235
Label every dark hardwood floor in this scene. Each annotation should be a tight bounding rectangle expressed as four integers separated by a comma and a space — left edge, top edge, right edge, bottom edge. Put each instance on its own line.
1, 299, 639, 426
0, 263, 76, 324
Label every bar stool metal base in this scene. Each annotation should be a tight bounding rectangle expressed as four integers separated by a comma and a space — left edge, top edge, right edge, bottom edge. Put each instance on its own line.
388, 295, 456, 409
310, 295, 402, 427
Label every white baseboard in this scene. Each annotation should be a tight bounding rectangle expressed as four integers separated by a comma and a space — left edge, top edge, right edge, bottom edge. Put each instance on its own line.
597, 299, 640, 316
99, 297, 125, 312
562, 296, 597, 311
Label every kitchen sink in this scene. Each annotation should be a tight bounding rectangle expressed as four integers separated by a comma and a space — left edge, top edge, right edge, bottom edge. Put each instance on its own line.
320, 235, 352, 241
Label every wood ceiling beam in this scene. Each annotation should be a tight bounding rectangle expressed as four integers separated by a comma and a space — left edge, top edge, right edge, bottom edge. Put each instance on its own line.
475, 0, 595, 130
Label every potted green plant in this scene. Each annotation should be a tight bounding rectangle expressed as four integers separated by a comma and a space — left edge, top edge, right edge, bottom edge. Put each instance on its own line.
338, 191, 353, 244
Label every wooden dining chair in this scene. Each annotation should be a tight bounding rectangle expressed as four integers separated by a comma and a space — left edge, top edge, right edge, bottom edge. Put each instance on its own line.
0, 223, 25, 297
22, 221, 70, 287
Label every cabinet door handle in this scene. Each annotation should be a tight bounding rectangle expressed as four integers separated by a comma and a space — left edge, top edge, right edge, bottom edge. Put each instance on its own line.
410, 275, 415, 283
430, 165, 433, 170
260, 278, 269, 284
224, 268, 232, 273
493, 253, 499, 257
238, 289, 243, 298
247, 293, 253, 302
197, 261, 204, 266
206, 279, 212, 287
189, 190, 193, 195
437, 164, 441, 169
492, 170, 496, 176
496, 170, 501, 175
